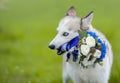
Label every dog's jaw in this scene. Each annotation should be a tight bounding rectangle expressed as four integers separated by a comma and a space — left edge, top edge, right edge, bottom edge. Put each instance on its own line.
57, 48, 65, 55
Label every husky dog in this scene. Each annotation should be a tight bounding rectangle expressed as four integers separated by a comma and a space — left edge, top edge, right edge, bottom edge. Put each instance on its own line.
49, 7, 113, 83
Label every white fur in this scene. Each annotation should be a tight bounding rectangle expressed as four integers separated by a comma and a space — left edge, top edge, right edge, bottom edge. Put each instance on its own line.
49, 7, 113, 83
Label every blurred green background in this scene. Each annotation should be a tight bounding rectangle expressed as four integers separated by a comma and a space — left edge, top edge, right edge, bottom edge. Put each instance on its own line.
0, 0, 119, 83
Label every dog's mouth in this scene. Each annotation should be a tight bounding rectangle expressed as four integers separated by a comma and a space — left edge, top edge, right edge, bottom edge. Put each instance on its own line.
56, 36, 79, 55
50, 36, 80, 55
57, 48, 66, 55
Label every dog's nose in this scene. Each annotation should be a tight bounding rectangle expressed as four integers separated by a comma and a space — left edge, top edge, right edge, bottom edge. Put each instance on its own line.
49, 44, 55, 49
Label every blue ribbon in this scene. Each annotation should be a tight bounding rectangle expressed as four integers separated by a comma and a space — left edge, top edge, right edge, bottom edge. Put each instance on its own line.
60, 36, 79, 61
72, 50, 79, 61
60, 36, 80, 51
86, 31, 106, 61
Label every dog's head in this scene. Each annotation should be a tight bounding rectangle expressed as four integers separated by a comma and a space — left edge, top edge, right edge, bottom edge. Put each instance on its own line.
49, 7, 94, 55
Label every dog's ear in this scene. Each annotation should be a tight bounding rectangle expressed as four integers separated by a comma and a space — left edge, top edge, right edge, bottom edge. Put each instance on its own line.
81, 11, 94, 30
66, 6, 76, 16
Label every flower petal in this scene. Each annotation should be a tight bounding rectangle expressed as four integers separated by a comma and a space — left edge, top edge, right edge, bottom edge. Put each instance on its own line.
80, 45, 90, 56
86, 36, 96, 47
93, 49, 101, 58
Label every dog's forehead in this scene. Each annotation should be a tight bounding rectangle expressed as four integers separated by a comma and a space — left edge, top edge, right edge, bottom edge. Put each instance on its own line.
57, 16, 80, 31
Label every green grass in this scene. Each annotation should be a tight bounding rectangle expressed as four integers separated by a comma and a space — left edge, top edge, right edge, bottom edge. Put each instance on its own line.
0, 0, 120, 83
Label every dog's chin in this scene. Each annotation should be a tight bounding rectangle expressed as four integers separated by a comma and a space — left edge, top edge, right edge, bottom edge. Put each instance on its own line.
57, 49, 66, 55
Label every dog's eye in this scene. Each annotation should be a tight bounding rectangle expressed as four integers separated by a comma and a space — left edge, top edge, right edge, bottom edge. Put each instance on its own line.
63, 32, 69, 36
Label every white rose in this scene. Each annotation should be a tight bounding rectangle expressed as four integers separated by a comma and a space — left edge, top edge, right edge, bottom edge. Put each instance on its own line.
93, 49, 101, 58
80, 45, 90, 56
86, 36, 96, 47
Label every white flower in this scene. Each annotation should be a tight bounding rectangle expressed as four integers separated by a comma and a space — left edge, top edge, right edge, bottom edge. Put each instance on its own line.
80, 45, 90, 56
93, 49, 101, 58
86, 36, 96, 47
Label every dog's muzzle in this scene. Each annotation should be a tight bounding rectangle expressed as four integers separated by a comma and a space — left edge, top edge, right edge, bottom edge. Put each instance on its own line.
49, 36, 80, 55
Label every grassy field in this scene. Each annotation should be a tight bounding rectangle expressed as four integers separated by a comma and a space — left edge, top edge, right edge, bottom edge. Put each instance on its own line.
0, 0, 120, 83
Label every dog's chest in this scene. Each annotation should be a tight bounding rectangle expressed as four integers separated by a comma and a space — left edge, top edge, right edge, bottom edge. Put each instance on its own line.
63, 52, 109, 82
